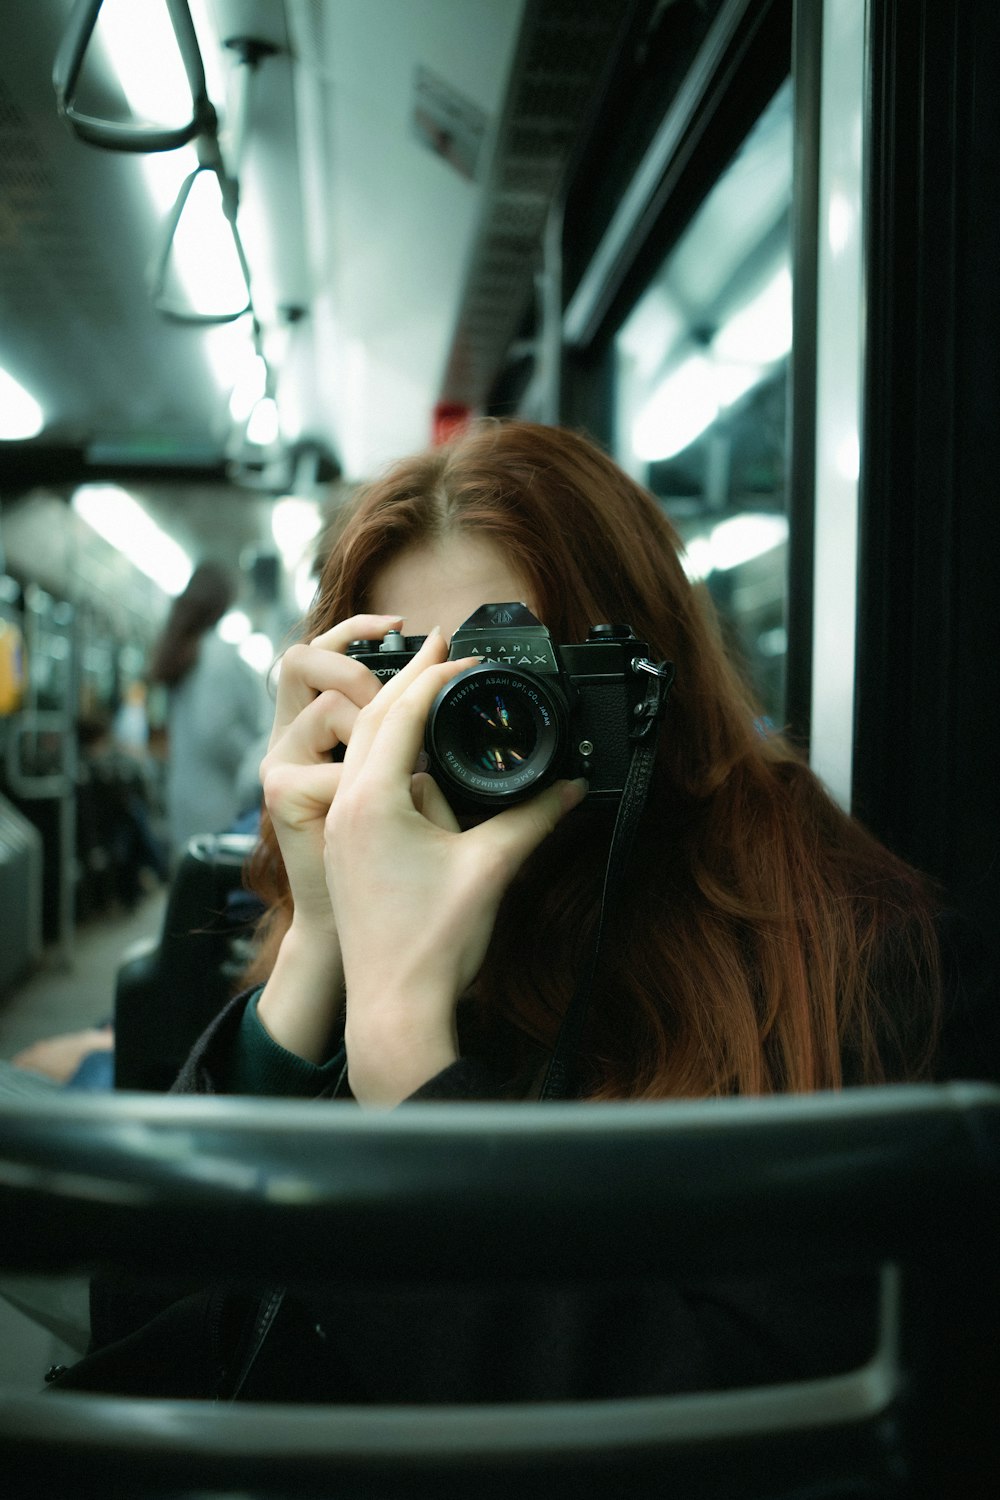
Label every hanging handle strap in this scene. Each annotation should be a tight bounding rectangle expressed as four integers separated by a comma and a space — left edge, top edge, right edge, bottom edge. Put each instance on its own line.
53, 0, 215, 152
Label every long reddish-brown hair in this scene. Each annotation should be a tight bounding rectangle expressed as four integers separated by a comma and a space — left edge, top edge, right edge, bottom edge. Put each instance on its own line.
245, 419, 942, 1098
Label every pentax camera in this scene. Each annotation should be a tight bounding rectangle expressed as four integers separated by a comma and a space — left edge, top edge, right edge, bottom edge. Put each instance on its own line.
347, 602, 666, 810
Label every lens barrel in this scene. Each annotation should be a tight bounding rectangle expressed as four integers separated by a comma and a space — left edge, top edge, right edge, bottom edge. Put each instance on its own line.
425, 664, 567, 806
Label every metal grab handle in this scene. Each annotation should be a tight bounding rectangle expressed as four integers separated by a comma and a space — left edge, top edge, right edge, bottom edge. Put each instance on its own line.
148, 157, 253, 324
52, 0, 215, 152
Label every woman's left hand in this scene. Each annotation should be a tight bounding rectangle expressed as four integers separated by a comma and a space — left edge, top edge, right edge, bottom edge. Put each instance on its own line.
323, 629, 586, 1106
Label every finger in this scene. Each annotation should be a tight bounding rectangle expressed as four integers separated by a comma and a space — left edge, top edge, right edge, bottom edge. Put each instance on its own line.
268, 688, 362, 766
261, 759, 344, 824
271, 630, 389, 740
344, 645, 474, 789
472, 778, 588, 876
342, 628, 448, 766
410, 771, 460, 834
308, 613, 402, 650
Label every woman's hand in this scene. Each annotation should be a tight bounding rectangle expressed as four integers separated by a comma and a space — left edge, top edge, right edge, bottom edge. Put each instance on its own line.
325, 629, 587, 1106
260, 614, 401, 936
255, 614, 402, 1060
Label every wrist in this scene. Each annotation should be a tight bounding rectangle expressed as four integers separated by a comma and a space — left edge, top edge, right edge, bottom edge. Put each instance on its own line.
284, 914, 342, 967
256, 922, 345, 1065
344, 999, 459, 1107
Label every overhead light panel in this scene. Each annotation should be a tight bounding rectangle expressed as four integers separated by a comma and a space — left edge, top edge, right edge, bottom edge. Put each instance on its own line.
271, 497, 321, 565
709, 512, 788, 571
682, 513, 789, 581
218, 609, 251, 644
239, 632, 275, 675
71, 484, 192, 596
96, 0, 197, 132
713, 265, 793, 365
632, 354, 762, 462
246, 394, 280, 447
0, 366, 44, 439
630, 263, 793, 463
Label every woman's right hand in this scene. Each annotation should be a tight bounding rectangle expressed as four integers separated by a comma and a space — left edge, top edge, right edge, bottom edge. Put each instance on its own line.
259, 614, 403, 943
254, 614, 405, 1064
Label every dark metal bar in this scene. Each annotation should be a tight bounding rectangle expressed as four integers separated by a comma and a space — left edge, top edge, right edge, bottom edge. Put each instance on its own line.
0, 1084, 997, 1282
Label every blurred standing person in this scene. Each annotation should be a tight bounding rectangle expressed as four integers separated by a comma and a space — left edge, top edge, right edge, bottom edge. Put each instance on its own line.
150, 563, 270, 859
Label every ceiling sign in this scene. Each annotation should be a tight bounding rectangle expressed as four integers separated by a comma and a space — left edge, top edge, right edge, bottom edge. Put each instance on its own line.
412, 65, 487, 182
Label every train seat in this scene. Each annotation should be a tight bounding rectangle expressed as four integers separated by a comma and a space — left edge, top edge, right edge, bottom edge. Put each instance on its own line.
113, 832, 260, 1091
0, 1083, 997, 1499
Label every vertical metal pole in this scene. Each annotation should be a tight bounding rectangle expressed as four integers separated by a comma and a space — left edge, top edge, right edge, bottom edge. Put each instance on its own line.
808, 0, 866, 808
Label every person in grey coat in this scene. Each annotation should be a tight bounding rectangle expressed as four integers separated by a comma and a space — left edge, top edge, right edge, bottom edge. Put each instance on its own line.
150, 562, 270, 857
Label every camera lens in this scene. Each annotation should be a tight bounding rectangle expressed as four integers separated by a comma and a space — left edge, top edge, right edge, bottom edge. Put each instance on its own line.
426, 665, 566, 806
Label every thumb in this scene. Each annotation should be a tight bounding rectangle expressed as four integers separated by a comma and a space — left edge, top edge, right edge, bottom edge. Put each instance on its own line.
486, 777, 588, 872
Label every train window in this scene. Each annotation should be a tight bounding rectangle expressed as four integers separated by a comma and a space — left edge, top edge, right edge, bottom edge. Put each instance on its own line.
613, 80, 792, 725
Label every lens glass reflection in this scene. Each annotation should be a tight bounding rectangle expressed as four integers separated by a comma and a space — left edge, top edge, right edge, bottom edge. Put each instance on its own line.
458, 689, 537, 776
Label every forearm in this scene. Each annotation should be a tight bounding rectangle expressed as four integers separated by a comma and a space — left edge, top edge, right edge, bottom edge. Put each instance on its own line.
256, 922, 345, 1064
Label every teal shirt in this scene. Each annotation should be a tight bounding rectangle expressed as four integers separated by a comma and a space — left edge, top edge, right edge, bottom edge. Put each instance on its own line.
230, 989, 346, 1096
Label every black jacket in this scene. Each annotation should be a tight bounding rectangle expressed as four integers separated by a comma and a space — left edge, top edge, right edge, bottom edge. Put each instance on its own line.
51, 913, 997, 1403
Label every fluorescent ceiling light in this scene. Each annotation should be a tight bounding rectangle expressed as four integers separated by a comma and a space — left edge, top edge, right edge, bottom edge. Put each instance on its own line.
271, 497, 321, 563
246, 395, 280, 447
683, 513, 789, 581
71, 484, 192, 595
713, 265, 793, 365
632, 355, 717, 462
93, 0, 226, 136
709, 513, 788, 570
0, 366, 44, 439
617, 286, 684, 381
218, 609, 251, 644
96, 0, 195, 129
239, 632, 275, 674
632, 354, 762, 462
631, 263, 793, 463
682, 535, 714, 582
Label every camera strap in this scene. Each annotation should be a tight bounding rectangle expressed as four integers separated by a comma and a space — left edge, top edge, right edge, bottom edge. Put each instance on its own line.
537, 658, 675, 1101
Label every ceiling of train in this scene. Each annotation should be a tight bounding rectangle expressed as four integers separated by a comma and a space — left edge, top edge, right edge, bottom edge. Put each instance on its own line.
0, 0, 790, 639
2, 0, 643, 600
0, 0, 531, 493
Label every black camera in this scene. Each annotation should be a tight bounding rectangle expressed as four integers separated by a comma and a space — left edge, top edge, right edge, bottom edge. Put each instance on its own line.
346, 602, 663, 809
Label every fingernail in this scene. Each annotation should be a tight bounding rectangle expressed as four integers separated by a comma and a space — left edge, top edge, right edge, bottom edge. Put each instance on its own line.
560, 777, 589, 810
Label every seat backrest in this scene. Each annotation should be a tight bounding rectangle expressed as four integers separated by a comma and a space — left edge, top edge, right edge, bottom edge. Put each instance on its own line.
1, 1083, 998, 1498
113, 832, 260, 1090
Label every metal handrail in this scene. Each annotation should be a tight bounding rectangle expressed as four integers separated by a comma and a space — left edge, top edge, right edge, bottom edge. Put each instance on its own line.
1, 1083, 997, 1281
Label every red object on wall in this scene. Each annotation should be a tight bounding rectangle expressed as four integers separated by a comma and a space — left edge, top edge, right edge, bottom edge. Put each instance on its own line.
433, 401, 473, 445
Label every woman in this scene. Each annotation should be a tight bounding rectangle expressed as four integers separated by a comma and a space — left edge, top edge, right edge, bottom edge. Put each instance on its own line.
150, 561, 270, 858
53, 420, 989, 1402
233, 417, 946, 1107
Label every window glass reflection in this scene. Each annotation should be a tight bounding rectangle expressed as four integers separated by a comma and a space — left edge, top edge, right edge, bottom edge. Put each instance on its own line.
614, 80, 793, 724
